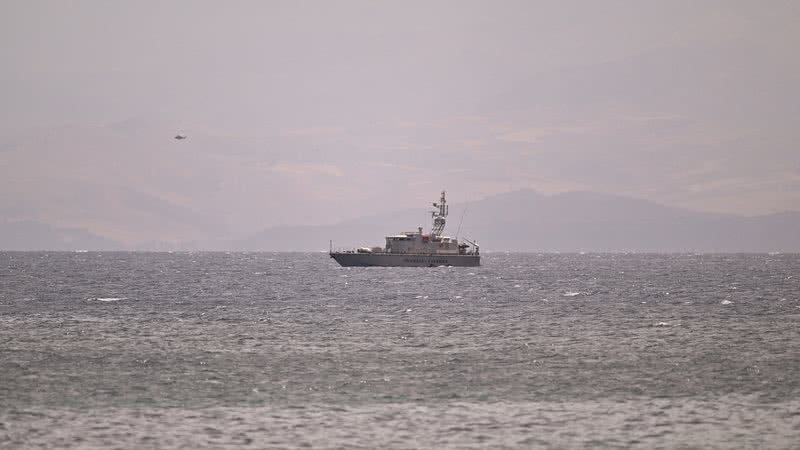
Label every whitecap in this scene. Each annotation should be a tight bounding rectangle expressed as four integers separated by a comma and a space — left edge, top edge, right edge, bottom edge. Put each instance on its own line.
654, 322, 670, 327
721, 299, 733, 305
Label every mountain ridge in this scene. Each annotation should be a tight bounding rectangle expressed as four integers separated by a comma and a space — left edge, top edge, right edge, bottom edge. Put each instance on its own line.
234, 190, 800, 253
2, 190, 798, 251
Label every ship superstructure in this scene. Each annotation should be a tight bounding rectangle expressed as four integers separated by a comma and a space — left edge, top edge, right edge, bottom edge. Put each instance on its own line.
329, 191, 480, 267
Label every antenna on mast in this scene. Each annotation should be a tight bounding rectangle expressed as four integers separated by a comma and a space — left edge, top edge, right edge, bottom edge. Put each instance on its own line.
455, 203, 468, 240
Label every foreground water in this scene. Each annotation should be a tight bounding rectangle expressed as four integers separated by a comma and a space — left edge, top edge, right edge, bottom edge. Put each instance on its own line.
1, 252, 798, 448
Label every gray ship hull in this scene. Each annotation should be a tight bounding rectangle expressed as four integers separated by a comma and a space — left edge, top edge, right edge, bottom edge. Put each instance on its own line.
330, 252, 480, 267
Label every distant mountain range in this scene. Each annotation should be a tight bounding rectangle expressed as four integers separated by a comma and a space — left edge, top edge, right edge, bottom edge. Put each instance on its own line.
0, 220, 120, 251
2, 189, 799, 252
234, 190, 800, 253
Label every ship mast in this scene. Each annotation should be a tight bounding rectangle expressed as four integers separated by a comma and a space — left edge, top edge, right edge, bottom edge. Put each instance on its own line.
430, 190, 448, 236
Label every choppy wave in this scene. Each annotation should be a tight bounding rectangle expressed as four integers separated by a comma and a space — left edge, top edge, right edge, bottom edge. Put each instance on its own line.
1, 252, 798, 449
3, 396, 798, 449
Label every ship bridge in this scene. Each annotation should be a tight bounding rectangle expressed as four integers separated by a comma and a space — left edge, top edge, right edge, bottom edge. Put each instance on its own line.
385, 227, 460, 255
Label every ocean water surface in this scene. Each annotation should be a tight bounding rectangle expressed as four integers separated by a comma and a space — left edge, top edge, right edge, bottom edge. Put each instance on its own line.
1, 252, 798, 448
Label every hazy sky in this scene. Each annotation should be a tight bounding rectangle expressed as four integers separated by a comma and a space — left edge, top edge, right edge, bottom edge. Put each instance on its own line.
1, 1, 799, 242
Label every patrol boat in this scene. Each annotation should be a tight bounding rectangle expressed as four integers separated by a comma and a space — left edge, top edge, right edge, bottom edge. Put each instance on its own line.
329, 191, 480, 267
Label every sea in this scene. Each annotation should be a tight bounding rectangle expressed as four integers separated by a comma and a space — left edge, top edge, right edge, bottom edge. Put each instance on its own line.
1, 252, 798, 449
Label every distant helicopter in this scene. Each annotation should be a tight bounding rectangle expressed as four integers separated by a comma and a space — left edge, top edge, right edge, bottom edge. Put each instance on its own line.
174, 133, 187, 140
